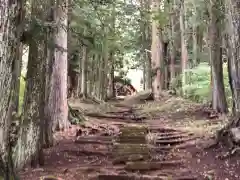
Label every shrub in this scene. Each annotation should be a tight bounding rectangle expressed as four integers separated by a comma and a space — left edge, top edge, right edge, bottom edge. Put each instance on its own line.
173, 63, 232, 105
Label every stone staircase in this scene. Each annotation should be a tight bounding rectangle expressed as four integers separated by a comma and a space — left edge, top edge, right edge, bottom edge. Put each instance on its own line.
97, 125, 199, 180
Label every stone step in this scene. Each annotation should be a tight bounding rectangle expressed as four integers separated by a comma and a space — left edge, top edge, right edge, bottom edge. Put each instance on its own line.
124, 160, 183, 171
154, 131, 189, 137
156, 134, 190, 141
75, 136, 114, 145
98, 174, 198, 180
155, 137, 193, 146
112, 154, 150, 165
98, 174, 168, 180
119, 126, 148, 136
148, 127, 178, 133
113, 143, 150, 156
117, 136, 146, 144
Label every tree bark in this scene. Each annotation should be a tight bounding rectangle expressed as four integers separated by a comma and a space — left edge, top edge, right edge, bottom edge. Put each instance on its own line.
80, 45, 87, 98
0, 0, 21, 178
192, 3, 198, 67
209, 0, 228, 113
14, 0, 46, 167
169, 0, 176, 88
140, 0, 151, 90
12, 0, 25, 114
13, 44, 23, 113
49, 0, 69, 131
108, 52, 115, 99
179, 0, 188, 96
151, 0, 164, 100
224, 0, 240, 117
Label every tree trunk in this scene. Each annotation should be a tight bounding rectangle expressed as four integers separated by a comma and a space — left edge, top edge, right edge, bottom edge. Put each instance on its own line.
0, 0, 21, 178
49, 0, 69, 131
224, 0, 240, 117
163, 42, 169, 89
169, 0, 176, 88
108, 52, 115, 99
77, 50, 82, 97
197, 26, 203, 64
43, 0, 55, 148
140, 0, 151, 90
209, 0, 228, 113
217, 0, 240, 145
14, 0, 46, 166
13, 44, 23, 113
103, 40, 109, 101
146, 0, 152, 90
12, 0, 25, 114
179, 0, 188, 96
151, 0, 164, 100
192, 3, 198, 67
81, 45, 87, 98
192, 26, 198, 67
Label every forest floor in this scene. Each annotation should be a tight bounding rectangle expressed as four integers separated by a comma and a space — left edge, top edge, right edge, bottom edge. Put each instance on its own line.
20, 93, 240, 180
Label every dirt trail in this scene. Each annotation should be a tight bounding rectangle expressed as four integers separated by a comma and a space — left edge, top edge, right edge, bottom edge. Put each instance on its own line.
20, 96, 240, 180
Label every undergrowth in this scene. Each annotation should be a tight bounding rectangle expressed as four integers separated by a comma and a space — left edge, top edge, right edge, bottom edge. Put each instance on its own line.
172, 62, 232, 106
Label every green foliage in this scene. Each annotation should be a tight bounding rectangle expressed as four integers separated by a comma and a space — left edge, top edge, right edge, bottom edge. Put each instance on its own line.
115, 75, 131, 85
173, 63, 232, 104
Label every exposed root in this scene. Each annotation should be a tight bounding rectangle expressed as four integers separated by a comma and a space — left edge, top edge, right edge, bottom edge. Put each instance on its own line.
68, 103, 87, 124
86, 95, 106, 104
85, 112, 146, 121
124, 160, 183, 171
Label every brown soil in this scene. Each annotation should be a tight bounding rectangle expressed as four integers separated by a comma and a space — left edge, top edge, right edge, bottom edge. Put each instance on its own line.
20, 96, 240, 180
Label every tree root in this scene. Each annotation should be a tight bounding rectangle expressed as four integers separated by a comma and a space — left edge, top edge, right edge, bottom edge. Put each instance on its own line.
68, 103, 87, 124
85, 112, 146, 121
214, 115, 240, 159
216, 146, 240, 159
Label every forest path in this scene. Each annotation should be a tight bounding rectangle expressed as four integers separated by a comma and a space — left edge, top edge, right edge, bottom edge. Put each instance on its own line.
20, 95, 240, 180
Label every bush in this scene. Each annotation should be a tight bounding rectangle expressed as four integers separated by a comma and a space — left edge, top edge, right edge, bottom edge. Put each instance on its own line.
173, 62, 232, 105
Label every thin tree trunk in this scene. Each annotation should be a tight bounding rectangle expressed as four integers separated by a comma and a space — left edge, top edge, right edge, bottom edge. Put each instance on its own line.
197, 26, 203, 64
77, 50, 82, 97
108, 52, 115, 99
102, 39, 109, 101
179, 0, 188, 96
169, 0, 176, 87
192, 3, 198, 67
81, 45, 87, 98
146, 0, 152, 90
